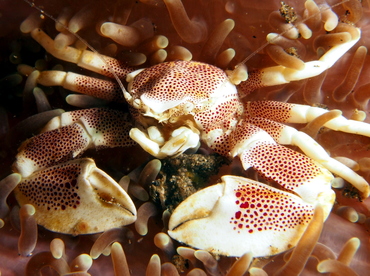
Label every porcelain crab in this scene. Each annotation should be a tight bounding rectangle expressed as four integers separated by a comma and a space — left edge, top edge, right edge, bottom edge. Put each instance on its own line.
9, 0, 370, 259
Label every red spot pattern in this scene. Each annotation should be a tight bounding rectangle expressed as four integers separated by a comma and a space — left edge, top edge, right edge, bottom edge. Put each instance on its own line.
237, 70, 264, 97
230, 183, 314, 233
130, 61, 228, 110
195, 98, 243, 141
241, 142, 321, 191
17, 163, 82, 211
71, 108, 135, 149
18, 108, 135, 174
21, 124, 89, 172
74, 75, 125, 102
100, 57, 135, 79
246, 101, 293, 123
246, 117, 285, 141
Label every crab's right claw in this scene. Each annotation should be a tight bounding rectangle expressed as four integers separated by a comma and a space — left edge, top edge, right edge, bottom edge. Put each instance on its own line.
168, 175, 333, 257
14, 158, 136, 235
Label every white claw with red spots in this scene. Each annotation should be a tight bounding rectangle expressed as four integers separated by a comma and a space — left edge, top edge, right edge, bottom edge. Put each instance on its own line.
12, 108, 137, 234
168, 175, 334, 257
14, 158, 136, 235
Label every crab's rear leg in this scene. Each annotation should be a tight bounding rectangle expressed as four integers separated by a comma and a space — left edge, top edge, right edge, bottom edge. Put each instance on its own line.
12, 108, 137, 234
237, 26, 361, 97
34, 70, 125, 103
30, 28, 134, 80
20, 29, 136, 104
245, 100, 370, 199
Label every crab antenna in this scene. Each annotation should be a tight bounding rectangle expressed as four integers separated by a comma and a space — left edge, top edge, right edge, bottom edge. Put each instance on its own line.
234, 0, 352, 71
22, 0, 128, 95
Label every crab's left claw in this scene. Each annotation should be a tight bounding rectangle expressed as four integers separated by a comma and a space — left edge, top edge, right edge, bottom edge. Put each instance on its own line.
14, 158, 136, 235
168, 175, 334, 257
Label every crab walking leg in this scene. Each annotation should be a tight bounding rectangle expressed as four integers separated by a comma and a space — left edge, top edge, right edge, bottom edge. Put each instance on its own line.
245, 101, 370, 198
168, 175, 329, 257
30, 28, 134, 79
249, 118, 369, 199
246, 101, 370, 136
35, 70, 125, 102
14, 108, 135, 178
238, 28, 360, 95
14, 158, 136, 235
227, 121, 335, 208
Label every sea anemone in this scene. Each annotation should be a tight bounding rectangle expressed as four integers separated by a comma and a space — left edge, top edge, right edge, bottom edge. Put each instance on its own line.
0, 0, 370, 275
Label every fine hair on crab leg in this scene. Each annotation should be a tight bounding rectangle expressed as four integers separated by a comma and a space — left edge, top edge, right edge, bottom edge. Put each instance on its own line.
27, 29, 133, 85
225, 121, 335, 206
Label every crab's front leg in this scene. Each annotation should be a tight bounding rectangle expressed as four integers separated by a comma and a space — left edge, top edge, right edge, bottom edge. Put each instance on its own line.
245, 100, 370, 198
12, 108, 137, 235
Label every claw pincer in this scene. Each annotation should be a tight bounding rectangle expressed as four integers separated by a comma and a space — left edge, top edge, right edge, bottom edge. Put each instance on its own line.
13, 108, 137, 235
168, 175, 334, 257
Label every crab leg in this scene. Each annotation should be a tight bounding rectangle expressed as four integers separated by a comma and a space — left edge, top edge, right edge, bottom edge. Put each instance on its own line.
246, 101, 370, 136
226, 120, 335, 203
35, 70, 125, 102
14, 108, 135, 177
245, 101, 370, 198
238, 27, 360, 95
30, 28, 134, 79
